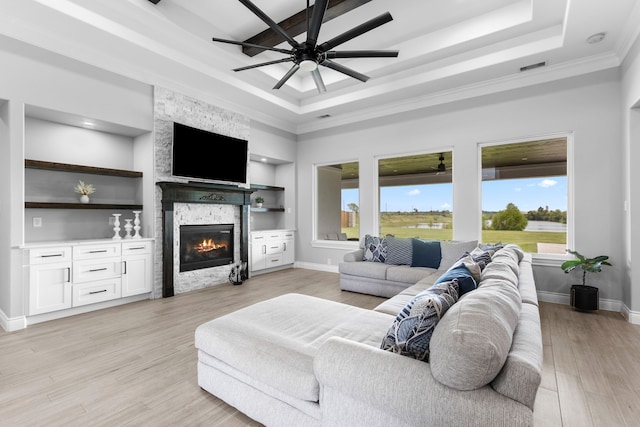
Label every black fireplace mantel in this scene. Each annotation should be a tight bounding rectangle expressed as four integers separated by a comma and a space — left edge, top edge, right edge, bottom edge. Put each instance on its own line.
157, 181, 255, 297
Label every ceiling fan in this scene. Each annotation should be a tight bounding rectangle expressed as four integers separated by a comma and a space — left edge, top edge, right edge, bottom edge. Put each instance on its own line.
432, 153, 452, 174
211, 0, 399, 93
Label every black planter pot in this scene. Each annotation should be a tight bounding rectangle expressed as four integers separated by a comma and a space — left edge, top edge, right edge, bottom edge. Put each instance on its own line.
570, 285, 599, 311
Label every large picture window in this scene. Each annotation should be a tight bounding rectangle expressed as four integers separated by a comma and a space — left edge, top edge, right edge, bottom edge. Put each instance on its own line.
378, 152, 453, 240
316, 161, 359, 240
481, 136, 569, 254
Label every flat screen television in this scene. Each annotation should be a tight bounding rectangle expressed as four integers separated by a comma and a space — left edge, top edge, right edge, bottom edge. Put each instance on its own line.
172, 122, 248, 185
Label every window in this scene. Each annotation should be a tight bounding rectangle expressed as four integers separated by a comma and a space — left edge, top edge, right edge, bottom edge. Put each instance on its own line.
378, 152, 453, 240
316, 161, 359, 240
480, 136, 569, 254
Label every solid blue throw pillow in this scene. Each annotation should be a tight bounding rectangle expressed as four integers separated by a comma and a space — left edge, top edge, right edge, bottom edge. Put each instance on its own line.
411, 239, 442, 268
434, 264, 477, 296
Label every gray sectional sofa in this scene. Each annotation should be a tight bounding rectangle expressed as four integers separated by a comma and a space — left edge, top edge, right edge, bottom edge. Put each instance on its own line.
339, 238, 479, 297
195, 244, 543, 426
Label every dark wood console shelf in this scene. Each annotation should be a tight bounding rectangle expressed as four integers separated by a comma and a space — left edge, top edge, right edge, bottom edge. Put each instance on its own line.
25, 202, 143, 210
25, 159, 143, 178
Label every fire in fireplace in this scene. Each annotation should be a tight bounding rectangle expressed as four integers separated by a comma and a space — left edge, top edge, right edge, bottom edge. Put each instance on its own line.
179, 224, 234, 272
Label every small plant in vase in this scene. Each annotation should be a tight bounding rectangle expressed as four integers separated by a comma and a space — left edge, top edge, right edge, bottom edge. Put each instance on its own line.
255, 196, 264, 208
74, 180, 95, 203
561, 249, 611, 311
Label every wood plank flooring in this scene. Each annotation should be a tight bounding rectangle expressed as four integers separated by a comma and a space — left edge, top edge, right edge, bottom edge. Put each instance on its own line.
1, 268, 639, 426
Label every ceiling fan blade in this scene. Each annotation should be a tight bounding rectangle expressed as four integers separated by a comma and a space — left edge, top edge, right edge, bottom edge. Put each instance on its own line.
307, 0, 329, 48
318, 12, 393, 52
326, 50, 399, 59
311, 69, 326, 93
238, 0, 300, 49
321, 59, 369, 82
273, 64, 300, 89
233, 57, 294, 72
212, 37, 293, 55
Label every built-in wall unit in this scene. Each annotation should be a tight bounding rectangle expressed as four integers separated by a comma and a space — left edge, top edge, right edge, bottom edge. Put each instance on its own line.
22, 106, 155, 326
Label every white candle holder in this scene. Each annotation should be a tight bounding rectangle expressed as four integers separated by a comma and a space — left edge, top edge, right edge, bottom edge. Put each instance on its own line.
132, 211, 142, 239
112, 214, 122, 240
124, 219, 133, 239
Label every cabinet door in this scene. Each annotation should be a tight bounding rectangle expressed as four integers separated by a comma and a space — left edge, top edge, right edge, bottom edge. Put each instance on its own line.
29, 262, 72, 315
251, 233, 267, 271
282, 232, 295, 265
122, 253, 152, 297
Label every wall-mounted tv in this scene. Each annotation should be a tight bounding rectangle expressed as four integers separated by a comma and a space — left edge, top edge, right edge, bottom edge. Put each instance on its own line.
172, 122, 248, 185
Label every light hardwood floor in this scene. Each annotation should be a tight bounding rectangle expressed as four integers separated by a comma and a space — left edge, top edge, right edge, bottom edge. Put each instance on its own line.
1, 268, 639, 426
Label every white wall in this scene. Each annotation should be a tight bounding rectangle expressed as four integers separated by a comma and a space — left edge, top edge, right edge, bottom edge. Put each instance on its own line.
297, 69, 624, 302
621, 33, 640, 316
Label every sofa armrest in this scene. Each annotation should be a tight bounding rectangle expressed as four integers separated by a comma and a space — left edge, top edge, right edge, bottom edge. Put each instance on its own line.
343, 249, 364, 262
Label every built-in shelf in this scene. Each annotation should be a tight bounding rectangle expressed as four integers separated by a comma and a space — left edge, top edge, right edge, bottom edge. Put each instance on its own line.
250, 207, 285, 213
250, 184, 285, 192
25, 202, 143, 210
25, 159, 143, 178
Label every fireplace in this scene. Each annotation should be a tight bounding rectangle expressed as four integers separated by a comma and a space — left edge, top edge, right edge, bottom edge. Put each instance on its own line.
179, 224, 234, 272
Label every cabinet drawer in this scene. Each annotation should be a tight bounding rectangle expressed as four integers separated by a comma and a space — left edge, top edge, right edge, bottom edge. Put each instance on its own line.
73, 278, 122, 307
73, 243, 121, 260
122, 241, 152, 255
266, 254, 282, 266
266, 242, 282, 255
73, 257, 122, 283
29, 247, 72, 264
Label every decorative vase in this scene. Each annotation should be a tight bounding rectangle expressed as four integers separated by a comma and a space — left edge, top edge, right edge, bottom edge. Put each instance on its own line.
132, 211, 142, 239
112, 214, 122, 240
256, 203, 263, 208
124, 219, 133, 239
80, 194, 90, 204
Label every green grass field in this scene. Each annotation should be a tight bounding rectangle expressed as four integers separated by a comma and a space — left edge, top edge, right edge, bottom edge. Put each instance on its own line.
342, 213, 566, 253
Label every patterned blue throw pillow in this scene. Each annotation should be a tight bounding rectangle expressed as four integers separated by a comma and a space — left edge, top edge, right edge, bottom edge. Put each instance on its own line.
380, 280, 459, 362
363, 235, 387, 263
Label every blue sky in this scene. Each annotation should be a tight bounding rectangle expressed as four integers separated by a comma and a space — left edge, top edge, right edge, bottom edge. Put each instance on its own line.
342, 176, 567, 212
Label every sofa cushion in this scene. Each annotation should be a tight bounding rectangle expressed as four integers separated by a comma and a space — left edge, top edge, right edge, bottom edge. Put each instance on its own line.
363, 235, 387, 263
434, 253, 482, 296
411, 239, 442, 268
429, 277, 522, 391
439, 240, 478, 270
385, 265, 439, 284
385, 236, 413, 265
380, 280, 459, 361
339, 258, 390, 280
195, 293, 393, 402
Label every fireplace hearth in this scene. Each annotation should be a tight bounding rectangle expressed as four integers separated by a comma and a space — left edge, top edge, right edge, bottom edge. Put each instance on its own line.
180, 224, 234, 272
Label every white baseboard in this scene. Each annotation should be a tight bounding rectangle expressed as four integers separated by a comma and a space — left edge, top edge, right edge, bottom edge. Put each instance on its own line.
621, 304, 640, 325
0, 308, 27, 332
294, 262, 339, 274
536, 290, 636, 321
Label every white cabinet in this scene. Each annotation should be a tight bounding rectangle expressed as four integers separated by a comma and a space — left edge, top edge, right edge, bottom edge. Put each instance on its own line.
121, 241, 153, 297
26, 239, 153, 317
250, 230, 295, 273
27, 246, 73, 315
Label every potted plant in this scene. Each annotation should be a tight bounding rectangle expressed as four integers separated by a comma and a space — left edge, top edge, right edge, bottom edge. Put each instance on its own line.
561, 249, 611, 311
74, 180, 95, 203
255, 196, 264, 208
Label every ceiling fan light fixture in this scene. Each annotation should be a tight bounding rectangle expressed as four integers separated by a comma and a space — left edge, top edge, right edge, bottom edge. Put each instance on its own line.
299, 59, 318, 72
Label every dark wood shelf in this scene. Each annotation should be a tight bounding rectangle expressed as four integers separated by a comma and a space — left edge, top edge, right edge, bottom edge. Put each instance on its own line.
25, 159, 143, 178
250, 207, 285, 213
25, 202, 143, 210
250, 184, 284, 192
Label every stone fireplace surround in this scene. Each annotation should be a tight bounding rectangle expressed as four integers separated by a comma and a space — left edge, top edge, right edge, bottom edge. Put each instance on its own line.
158, 181, 253, 297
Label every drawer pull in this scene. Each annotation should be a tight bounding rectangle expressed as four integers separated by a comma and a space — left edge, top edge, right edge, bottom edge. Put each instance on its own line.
41, 253, 64, 258
126, 246, 146, 251
89, 250, 108, 254
88, 267, 108, 273
89, 289, 107, 295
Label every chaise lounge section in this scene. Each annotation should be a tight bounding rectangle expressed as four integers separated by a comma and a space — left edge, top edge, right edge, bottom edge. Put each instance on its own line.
195, 244, 542, 426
